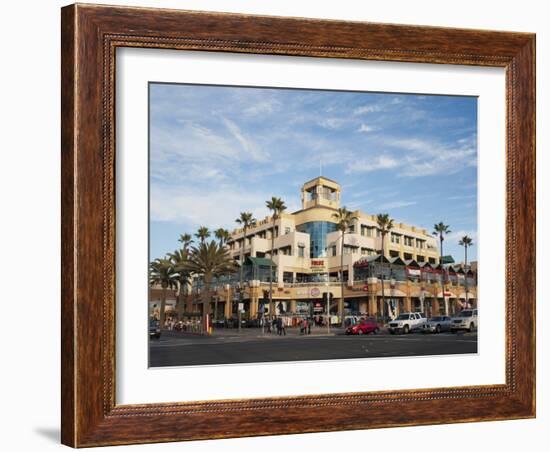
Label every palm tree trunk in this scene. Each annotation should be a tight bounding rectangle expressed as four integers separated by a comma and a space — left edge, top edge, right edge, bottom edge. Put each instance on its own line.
464, 246, 469, 308
269, 221, 275, 318
159, 287, 167, 329
440, 236, 445, 315
203, 275, 212, 333
381, 233, 386, 320
339, 230, 345, 326
177, 286, 184, 320
239, 227, 246, 321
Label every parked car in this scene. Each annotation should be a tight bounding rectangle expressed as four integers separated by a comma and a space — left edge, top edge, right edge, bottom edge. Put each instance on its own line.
345, 318, 380, 335
149, 319, 161, 339
423, 316, 452, 334
388, 312, 427, 334
450, 309, 478, 332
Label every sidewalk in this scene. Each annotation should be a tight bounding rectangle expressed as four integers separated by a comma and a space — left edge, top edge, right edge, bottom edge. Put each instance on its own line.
161, 326, 346, 340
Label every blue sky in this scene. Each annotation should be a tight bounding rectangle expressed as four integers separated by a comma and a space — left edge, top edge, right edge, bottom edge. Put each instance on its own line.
149, 83, 477, 264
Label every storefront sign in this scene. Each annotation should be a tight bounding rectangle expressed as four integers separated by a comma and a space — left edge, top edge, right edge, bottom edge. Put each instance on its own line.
310, 287, 321, 297
310, 259, 327, 273
407, 268, 421, 277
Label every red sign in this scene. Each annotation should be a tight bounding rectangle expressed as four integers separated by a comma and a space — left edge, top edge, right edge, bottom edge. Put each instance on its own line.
363, 285, 369, 292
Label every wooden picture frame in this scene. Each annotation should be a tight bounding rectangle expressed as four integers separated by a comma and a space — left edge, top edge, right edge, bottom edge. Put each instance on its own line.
61, 3, 536, 447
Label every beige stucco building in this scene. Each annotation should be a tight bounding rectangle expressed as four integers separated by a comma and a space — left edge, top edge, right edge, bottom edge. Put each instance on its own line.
158, 176, 477, 322
226, 176, 440, 284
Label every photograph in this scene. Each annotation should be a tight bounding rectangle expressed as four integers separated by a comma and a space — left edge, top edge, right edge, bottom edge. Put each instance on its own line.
147, 83, 479, 367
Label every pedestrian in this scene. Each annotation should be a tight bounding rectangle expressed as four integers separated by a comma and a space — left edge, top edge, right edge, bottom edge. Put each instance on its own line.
272, 317, 277, 334
307, 318, 312, 335
280, 317, 286, 336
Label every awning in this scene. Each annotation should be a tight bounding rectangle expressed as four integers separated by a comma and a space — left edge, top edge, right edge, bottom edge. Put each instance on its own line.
440, 255, 455, 264
245, 256, 276, 267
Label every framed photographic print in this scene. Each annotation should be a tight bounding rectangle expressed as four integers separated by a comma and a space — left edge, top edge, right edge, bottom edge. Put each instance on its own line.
61, 3, 536, 447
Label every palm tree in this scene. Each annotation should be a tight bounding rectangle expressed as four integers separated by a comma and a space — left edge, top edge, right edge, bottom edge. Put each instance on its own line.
169, 248, 191, 319
178, 233, 193, 251
195, 226, 211, 244
235, 212, 256, 328
376, 213, 394, 320
149, 257, 178, 328
433, 222, 451, 315
266, 197, 287, 317
183, 241, 237, 326
459, 235, 474, 309
214, 228, 231, 247
376, 213, 394, 259
332, 207, 358, 326
433, 222, 451, 261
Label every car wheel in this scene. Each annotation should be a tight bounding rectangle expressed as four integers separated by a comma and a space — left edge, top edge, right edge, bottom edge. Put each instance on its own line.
390, 330, 395, 335
468, 322, 474, 333
373, 328, 379, 334
403, 325, 410, 334
436, 325, 441, 334
358, 329, 364, 335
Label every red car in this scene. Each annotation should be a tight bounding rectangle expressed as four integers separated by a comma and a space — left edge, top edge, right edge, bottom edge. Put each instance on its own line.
345, 318, 380, 335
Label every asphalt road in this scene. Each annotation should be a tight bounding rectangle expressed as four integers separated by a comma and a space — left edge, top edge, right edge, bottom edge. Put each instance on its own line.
149, 331, 478, 367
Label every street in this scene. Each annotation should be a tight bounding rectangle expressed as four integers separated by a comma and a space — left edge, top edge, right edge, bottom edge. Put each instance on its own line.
149, 329, 477, 367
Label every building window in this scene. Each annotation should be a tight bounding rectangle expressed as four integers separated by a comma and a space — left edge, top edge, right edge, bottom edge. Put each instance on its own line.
376, 228, 381, 237
391, 233, 401, 244
331, 245, 337, 256
404, 236, 413, 247
298, 246, 305, 257
348, 224, 355, 233
295, 221, 338, 258
416, 239, 424, 248
285, 227, 291, 235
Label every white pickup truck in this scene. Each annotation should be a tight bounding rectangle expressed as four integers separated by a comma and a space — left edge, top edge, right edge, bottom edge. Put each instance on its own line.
388, 312, 427, 334
450, 309, 478, 332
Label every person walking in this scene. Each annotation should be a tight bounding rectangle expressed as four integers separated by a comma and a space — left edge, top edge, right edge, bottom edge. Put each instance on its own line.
307, 317, 312, 335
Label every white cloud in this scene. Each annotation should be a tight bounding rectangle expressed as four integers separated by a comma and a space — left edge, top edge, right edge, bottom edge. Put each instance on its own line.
357, 124, 377, 133
243, 98, 281, 116
150, 185, 270, 231
345, 155, 400, 173
318, 117, 346, 130
222, 117, 268, 162
377, 200, 417, 209
353, 104, 382, 115
384, 136, 477, 177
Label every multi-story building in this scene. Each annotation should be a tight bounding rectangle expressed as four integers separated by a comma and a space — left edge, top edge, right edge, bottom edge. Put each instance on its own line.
174, 176, 477, 322
227, 176, 440, 283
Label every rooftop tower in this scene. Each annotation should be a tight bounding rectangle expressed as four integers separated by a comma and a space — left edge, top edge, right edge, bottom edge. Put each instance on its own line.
300, 176, 341, 210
